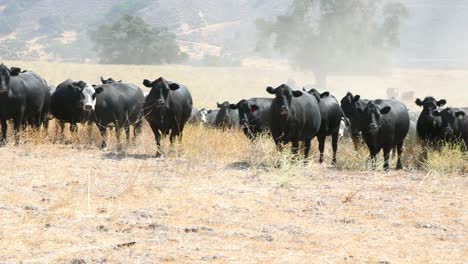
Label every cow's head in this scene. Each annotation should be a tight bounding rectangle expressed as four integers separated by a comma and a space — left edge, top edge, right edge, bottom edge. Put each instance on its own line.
266, 84, 303, 117
0, 64, 11, 94
433, 108, 465, 137
197, 108, 208, 123
340, 92, 364, 121
216, 101, 235, 125
101, 77, 121, 84
143, 77, 179, 109
359, 101, 391, 134
230, 99, 259, 127
307, 88, 330, 103
80, 82, 103, 111
415, 97, 446, 118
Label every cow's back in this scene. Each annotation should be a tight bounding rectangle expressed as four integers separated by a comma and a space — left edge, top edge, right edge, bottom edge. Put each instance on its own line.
95, 83, 145, 125
375, 99, 410, 144
7, 71, 48, 118
318, 95, 342, 135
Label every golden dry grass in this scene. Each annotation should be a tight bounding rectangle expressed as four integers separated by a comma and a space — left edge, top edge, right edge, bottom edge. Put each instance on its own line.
0, 61, 466, 263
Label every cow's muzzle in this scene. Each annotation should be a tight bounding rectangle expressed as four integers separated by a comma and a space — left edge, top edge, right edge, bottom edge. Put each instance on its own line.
0, 88, 6, 94
368, 124, 378, 134
84, 105, 93, 111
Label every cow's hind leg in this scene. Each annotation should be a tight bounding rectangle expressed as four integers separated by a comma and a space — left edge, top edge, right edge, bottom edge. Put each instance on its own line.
331, 131, 339, 165
304, 138, 312, 163
317, 134, 326, 164
396, 141, 404, 170
383, 147, 391, 171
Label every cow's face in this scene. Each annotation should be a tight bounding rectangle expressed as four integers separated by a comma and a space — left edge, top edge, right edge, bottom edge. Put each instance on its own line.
0, 64, 11, 94
360, 102, 391, 134
143, 77, 179, 109
198, 109, 208, 123
433, 108, 465, 137
415, 97, 446, 118
267, 84, 303, 117
230, 100, 259, 127
82, 84, 103, 111
340, 92, 362, 120
217, 101, 234, 124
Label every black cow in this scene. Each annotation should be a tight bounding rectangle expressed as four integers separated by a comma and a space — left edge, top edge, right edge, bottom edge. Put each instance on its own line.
229, 98, 272, 139
51, 80, 92, 136
307, 89, 347, 164
0, 64, 49, 145
415, 97, 447, 146
205, 109, 219, 127
433, 108, 467, 149
358, 99, 410, 170
267, 84, 321, 159
84, 82, 145, 148
101, 77, 122, 84
143, 77, 192, 157
215, 101, 239, 129
340, 92, 369, 149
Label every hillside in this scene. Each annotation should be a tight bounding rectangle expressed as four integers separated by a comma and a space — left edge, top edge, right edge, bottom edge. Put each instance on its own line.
0, 0, 289, 62
0, 0, 467, 68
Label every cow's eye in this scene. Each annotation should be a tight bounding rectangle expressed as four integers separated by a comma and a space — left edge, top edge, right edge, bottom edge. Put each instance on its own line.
92, 94, 96, 99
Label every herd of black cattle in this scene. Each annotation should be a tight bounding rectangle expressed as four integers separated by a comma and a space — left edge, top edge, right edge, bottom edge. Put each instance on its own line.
0, 64, 467, 170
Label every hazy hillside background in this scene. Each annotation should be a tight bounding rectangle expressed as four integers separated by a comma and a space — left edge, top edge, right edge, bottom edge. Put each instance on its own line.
0, 0, 467, 69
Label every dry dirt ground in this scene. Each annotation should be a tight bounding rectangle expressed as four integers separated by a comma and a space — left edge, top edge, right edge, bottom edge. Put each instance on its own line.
0, 126, 466, 263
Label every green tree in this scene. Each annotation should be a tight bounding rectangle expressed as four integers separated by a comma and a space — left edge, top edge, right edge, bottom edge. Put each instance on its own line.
89, 15, 187, 65
256, 0, 409, 88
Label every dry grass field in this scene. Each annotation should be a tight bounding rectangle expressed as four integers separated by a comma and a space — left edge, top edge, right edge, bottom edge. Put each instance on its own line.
0, 61, 467, 263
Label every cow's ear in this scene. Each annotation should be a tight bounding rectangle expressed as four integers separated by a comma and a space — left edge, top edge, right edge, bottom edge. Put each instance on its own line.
100, 76, 105, 83
320, 92, 330, 98
353, 95, 361, 102
229, 104, 238, 110
292, 90, 303, 97
67, 84, 74, 90
437, 99, 447, 107
415, 98, 423, 106
207, 110, 212, 114
95, 86, 104, 94
433, 110, 441, 116
250, 105, 259, 112
455, 111, 466, 119
169, 83, 180, 90
379, 106, 391, 115
266, 86, 275, 94
217, 102, 222, 108
143, 79, 153, 88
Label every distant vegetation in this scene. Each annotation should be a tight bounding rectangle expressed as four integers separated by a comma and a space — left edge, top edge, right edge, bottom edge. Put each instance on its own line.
256, 0, 409, 88
89, 15, 188, 64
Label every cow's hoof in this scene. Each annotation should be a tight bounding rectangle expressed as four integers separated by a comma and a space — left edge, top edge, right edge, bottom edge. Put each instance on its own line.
155, 153, 164, 159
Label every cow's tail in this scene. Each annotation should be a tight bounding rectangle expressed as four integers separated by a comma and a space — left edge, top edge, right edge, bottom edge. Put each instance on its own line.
339, 107, 350, 126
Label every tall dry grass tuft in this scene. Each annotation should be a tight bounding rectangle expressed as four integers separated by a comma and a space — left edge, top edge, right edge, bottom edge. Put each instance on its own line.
7, 121, 468, 175
424, 143, 468, 175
